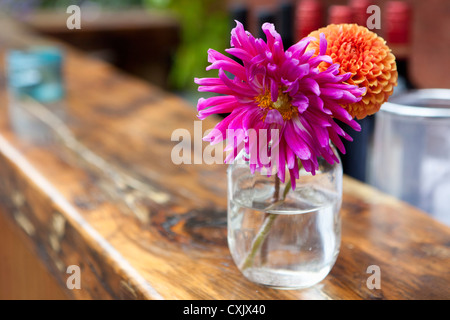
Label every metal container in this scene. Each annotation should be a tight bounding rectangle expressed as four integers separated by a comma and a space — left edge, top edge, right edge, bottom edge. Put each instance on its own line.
369, 89, 450, 226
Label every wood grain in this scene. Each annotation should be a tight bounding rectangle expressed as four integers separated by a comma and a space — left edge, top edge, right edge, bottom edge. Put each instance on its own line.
0, 208, 69, 300
0, 19, 449, 300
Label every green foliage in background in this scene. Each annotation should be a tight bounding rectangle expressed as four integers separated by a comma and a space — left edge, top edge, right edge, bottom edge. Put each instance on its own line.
144, 0, 229, 91
39, 0, 144, 9
37, 0, 230, 92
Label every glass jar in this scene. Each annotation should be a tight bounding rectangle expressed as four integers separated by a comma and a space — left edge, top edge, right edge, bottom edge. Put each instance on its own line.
227, 149, 342, 289
369, 89, 450, 226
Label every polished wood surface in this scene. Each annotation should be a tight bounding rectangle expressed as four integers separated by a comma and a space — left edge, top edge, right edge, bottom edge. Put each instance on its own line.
0, 208, 69, 300
0, 19, 449, 300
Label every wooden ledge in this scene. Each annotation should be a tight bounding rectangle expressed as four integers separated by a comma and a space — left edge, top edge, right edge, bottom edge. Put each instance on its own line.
0, 19, 449, 300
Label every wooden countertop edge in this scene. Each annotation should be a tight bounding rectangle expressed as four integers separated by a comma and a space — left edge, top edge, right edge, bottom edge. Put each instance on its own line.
0, 134, 163, 300
0, 17, 448, 300
1, 124, 448, 300
344, 174, 448, 228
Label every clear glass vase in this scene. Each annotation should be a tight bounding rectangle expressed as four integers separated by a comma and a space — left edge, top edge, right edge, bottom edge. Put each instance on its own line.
227, 149, 342, 289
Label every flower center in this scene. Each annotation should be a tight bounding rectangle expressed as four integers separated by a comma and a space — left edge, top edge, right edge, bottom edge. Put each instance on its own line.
256, 88, 296, 121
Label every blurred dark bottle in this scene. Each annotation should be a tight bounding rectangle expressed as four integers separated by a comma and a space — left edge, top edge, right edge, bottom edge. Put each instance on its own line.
328, 5, 352, 24
222, 5, 249, 118
228, 4, 248, 69
385, 1, 415, 90
257, 9, 276, 39
229, 4, 248, 29
327, 4, 367, 183
278, 1, 294, 48
295, 0, 324, 41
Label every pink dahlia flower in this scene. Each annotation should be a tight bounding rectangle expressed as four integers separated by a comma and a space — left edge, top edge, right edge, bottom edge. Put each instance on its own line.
195, 21, 364, 188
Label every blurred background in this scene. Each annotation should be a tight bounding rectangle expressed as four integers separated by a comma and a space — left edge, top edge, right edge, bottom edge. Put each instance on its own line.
3, 0, 449, 94
1, 0, 449, 224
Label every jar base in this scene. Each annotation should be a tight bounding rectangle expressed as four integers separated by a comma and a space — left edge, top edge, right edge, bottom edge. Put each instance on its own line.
242, 266, 332, 290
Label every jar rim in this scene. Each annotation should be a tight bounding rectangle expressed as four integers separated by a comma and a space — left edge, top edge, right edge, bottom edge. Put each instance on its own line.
380, 89, 450, 118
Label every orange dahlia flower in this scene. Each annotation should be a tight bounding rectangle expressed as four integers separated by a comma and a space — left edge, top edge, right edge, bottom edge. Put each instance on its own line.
308, 24, 398, 119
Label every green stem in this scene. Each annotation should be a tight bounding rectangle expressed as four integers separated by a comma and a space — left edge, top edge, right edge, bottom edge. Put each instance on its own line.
240, 176, 291, 271
241, 213, 278, 270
